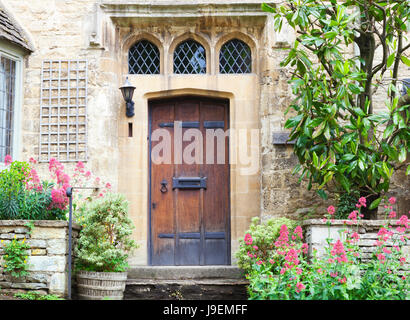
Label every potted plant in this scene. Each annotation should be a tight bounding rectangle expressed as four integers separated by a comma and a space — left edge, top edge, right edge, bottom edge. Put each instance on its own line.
74, 192, 138, 300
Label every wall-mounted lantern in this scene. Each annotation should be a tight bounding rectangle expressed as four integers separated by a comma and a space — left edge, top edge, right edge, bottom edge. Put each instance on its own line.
119, 77, 136, 117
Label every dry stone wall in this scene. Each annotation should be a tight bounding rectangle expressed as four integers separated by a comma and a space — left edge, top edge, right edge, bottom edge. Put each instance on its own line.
0, 220, 80, 297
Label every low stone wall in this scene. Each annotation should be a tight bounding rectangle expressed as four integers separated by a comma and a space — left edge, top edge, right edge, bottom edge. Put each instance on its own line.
0, 220, 80, 297
302, 219, 410, 272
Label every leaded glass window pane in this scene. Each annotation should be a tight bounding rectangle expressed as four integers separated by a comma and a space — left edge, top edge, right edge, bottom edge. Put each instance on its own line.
219, 39, 251, 74
174, 40, 206, 74
129, 40, 160, 74
0, 56, 16, 162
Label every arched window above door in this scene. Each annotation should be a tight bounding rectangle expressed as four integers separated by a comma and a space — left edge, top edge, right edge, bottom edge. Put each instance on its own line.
173, 39, 206, 74
219, 39, 252, 74
128, 40, 160, 74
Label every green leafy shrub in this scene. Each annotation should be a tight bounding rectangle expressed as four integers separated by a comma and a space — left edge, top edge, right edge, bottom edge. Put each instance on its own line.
1, 237, 30, 278
235, 217, 298, 274
75, 193, 138, 272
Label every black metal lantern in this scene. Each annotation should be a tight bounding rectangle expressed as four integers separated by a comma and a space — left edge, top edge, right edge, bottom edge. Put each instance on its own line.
119, 77, 136, 117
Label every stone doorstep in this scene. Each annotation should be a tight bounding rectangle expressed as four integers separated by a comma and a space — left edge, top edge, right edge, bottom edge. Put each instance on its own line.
127, 266, 246, 280
126, 279, 249, 286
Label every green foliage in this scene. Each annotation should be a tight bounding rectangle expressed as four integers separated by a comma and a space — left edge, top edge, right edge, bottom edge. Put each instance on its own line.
1, 237, 30, 278
262, 0, 410, 208
75, 193, 139, 272
235, 217, 298, 274
13, 291, 64, 300
334, 191, 360, 219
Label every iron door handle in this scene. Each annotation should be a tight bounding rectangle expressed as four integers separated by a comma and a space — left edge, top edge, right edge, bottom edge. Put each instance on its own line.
160, 179, 168, 193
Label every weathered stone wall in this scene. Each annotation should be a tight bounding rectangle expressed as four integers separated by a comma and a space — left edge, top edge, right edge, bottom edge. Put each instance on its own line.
303, 219, 410, 272
0, 220, 80, 297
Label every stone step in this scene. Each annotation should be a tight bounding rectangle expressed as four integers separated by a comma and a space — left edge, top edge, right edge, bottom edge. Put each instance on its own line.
127, 266, 246, 280
124, 266, 248, 300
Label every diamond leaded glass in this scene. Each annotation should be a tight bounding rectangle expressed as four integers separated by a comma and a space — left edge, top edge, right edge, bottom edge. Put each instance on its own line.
129, 40, 160, 74
219, 39, 251, 74
174, 40, 206, 74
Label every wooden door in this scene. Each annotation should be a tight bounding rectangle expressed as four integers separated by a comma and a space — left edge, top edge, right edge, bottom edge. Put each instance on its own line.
149, 97, 230, 265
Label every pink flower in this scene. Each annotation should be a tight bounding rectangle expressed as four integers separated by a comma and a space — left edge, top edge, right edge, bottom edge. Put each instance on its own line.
301, 243, 309, 254
294, 226, 303, 240
256, 260, 263, 265
327, 205, 335, 215
296, 267, 302, 275
376, 253, 386, 263
399, 257, 406, 265
295, 282, 305, 293
388, 197, 396, 205
244, 233, 253, 245
348, 210, 358, 221
330, 272, 338, 278
105, 182, 112, 189
388, 211, 396, 219
382, 247, 391, 254
29, 157, 37, 164
269, 259, 275, 264
253, 245, 259, 250
358, 197, 367, 207
351, 232, 359, 241
339, 277, 347, 284
280, 268, 286, 275
396, 215, 409, 229
4, 154, 12, 165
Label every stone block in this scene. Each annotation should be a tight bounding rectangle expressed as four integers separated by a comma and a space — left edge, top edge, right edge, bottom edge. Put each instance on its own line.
28, 256, 66, 272
31, 249, 47, 256
46, 239, 67, 255
31, 227, 66, 240
49, 273, 67, 295
27, 239, 47, 248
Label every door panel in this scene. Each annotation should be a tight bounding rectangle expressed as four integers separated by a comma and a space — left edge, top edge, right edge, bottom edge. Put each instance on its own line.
149, 97, 230, 266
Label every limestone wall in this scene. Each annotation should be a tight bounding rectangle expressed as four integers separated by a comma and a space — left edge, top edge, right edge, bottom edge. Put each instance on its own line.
0, 220, 80, 297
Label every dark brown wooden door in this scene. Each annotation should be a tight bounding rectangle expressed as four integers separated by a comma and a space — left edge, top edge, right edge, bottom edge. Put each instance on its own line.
149, 97, 230, 265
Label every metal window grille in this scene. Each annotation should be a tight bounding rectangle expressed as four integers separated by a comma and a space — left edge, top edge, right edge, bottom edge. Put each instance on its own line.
174, 40, 206, 74
39, 60, 88, 162
129, 40, 160, 74
0, 56, 16, 162
219, 39, 252, 74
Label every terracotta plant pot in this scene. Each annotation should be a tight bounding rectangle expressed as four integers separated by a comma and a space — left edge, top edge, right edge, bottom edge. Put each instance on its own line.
76, 271, 127, 300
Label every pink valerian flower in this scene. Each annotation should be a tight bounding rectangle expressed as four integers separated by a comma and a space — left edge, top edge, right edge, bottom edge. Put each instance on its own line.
330, 272, 338, 278
396, 215, 409, 229
356, 197, 366, 208
382, 247, 391, 254
295, 282, 305, 293
296, 267, 302, 275
301, 243, 309, 254
376, 253, 386, 263
75, 161, 85, 172
50, 188, 69, 210
105, 182, 112, 189
29, 157, 37, 164
256, 260, 263, 265
253, 245, 259, 251
388, 211, 397, 219
388, 197, 396, 205
244, 233, 253, 245
327, 205, 335, 216
275, 225, 289, 248
4, 154, 12, 165
348, 210, 358, 221
280, 267, 287, 275
317, 268, 323, 274
84, 171, 91, 179
339, 277, 347, 284
399, 257, 406, 266
269, 259, 275, 264
294, 226, 303, 240
350, 232, 360, 242
284, 248, 300, 268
